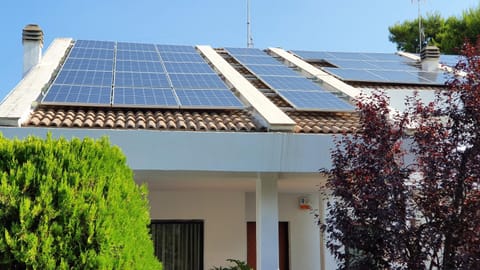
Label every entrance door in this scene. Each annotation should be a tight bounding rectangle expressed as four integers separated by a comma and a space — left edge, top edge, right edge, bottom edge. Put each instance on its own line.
246, 222, 290, 270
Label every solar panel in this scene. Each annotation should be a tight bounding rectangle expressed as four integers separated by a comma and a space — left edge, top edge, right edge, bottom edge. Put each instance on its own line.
54, 70, 113, 86
159, 52, 206, 63
164, 62, 216, 74
74, 40, 115, 50
115, 61, 165, 73
326, 59, 380, 69
117, 42, 157, 52
278, 90, 354, 111
372, 70, 435, 84
324, 67, 394, 82
113, 87, 178, 107
43, 85, 111, 105
245, 65, 300, 76
115, 72, 171, 88
225, 47, 267, 56
156, 44, 197, 53
370, 61, 419, 71
361, 53, 408, 62
440, 55, 461, 67
176, 89, 243, 108
291, 50, 334, 60
293, 49, 447, 85
260, 76, 322, 91
43, 40, 244, 109
62, 58, 114, 71
227, 48, 355, 111
69, 48, 114, 60
116, 50, 161, 62
169, 74, 228, 89
232, 55, 282, 66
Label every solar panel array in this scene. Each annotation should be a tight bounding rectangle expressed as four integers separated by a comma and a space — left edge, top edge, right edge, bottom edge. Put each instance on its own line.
292, 50, 447, 85
43, 40, 243, 109
226, 48, 354, 111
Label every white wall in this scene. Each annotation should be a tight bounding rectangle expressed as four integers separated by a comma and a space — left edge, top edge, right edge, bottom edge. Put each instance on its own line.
149, 190, 247, 269
246, 192, 322, 270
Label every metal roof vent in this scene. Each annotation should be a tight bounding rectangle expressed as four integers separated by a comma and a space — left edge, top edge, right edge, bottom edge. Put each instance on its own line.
22, 24, 44, 44
22, 24, 44, 77
420, 45, 440, 72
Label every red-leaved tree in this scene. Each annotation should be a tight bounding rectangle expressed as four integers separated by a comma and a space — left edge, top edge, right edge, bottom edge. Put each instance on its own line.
322, 41, 480, 270
411, 40, 480, 269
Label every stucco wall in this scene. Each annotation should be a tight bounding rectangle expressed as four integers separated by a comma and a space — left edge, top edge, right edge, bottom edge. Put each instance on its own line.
149, 190, 247, 269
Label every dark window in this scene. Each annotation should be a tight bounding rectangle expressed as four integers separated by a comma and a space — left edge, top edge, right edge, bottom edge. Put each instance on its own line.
150, 220, 204, 270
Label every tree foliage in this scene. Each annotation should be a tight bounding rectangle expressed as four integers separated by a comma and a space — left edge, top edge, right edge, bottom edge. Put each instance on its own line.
388, 6, 480, 54
322, 41, 480, 269
0, 135, 162, 269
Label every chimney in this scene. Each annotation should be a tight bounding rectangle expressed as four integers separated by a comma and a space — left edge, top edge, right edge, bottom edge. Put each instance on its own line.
420, 45, 440, 72
22, 24, 44, 77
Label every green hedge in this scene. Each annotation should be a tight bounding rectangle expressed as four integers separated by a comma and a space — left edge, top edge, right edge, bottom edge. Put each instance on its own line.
0, 134, 162, 269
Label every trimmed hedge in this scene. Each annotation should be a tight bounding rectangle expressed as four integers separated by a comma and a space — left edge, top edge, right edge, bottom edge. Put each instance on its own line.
0, 134, 162, 269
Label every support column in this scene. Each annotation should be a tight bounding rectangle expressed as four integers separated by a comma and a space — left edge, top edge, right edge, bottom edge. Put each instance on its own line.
256, 173, 279, 270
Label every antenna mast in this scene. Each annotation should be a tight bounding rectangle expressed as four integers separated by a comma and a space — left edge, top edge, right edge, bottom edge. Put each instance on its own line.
417, 0, 424, 52
247, 0, 254, 48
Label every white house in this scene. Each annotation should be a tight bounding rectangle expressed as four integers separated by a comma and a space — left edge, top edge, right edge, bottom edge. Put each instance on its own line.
0, 25, 451, 270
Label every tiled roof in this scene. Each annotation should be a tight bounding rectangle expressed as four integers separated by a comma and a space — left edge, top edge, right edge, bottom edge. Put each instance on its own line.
27, 107, 261, 132
25, 106, 359, 134
287, 111, 360, 133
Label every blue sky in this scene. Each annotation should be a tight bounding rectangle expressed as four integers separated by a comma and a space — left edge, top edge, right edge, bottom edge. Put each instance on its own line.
0, 0, 478, 100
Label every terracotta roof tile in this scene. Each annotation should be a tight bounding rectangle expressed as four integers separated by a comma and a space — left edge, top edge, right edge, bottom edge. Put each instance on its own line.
287, 111, 360, 134
26, 106, 262, 132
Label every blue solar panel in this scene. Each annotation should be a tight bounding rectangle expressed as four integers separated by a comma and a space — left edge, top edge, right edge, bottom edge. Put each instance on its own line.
324, 68, 387, 82
278, 90, 354, 111
293, 49, 447, 85
115, 61, 165, 73
169, 74, 227, 89
156, 44, 197, 53
225, 47, 268, 56
43, 40, 245, 109
115, 72, 170, 88
116, 50, 161, 62
74, 40, 115, 50
292, 50, 334, 60
43, 85, 111, 105
245, 65, 300, 76
260, 76, 322, 91
370, 61, 419, 71
176, 89, 243, 108
113, 87, 178, 107
164, 62, 216, 74
440, 55, 461, 67
159, 52, 206, 63
372, 70, 435, 84
62, 58, 114, 71
117, 42, 157, 52
232, 55, 282, 65
54, 70, 113, 86
69, 48, 114, 60
361, 53, 407, 62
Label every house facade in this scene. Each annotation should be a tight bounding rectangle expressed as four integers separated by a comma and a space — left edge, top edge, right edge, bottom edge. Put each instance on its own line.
0, 25, 449, 270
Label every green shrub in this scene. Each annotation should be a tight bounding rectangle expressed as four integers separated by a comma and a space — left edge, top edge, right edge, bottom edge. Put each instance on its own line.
210, 259, 253, 270
0, 134, 162, 269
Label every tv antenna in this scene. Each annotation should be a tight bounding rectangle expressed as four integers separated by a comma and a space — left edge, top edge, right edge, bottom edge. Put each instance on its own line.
247, 0, 254, 48
415, 0, 425, 52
